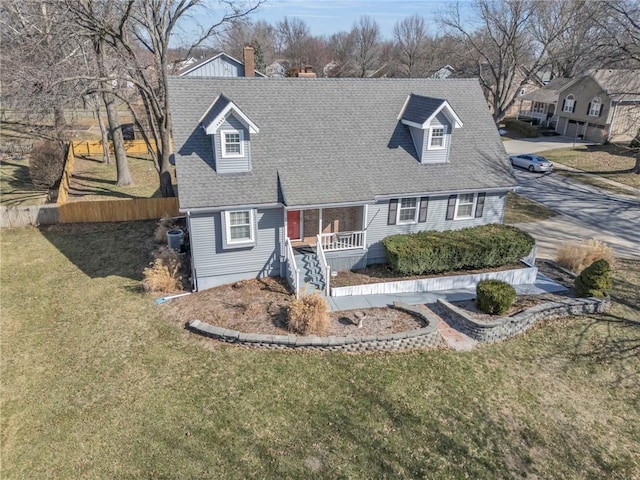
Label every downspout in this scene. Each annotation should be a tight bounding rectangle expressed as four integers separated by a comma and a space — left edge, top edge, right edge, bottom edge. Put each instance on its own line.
607, 103, 618, 143
187, 211, 198, 292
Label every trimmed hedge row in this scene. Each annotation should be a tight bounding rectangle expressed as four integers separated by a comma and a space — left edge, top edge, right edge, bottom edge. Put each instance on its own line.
382, 224, 535, 275
503, 118, 539, 138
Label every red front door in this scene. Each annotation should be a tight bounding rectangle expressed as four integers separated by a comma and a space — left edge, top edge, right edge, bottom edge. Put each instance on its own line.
287, 210, 301, 240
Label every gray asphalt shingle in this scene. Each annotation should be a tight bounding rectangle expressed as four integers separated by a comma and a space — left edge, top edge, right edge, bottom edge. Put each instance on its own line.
168, 77, 517, 210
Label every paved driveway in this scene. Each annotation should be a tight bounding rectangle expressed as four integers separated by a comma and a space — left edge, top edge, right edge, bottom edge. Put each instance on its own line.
511, 169, 640, 260
504, 136, 596, 155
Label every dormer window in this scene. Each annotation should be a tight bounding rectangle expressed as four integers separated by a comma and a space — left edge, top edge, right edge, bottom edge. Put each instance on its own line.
428, 126, 446, 149
563, 94, 575, 113
222, 130, 243, 157
588, 97, 602, 116
400, 94, 461, 164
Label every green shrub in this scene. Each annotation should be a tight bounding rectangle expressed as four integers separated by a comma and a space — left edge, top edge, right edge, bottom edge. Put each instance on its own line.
476, 279, 516, 315
503, 118, 539, 138
382, 224, 535, 275
29, 140, 67, 188
575, 259, 612, 298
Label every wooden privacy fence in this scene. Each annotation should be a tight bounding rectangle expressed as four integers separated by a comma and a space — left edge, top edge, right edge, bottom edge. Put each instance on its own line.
57, 142, 76, 205
59, 197, 179, 223
56, 140, 178, 224
72, 139, 157, 156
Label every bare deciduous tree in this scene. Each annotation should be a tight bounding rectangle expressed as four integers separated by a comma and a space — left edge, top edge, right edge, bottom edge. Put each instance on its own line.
277, 17, 310, 69
393, 14, 429, 77
440, 0, 572, 122
351, 16, 381, 78
0, 1, 86, 131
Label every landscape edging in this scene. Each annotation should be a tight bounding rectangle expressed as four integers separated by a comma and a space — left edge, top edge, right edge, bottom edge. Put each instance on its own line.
187, 301, 444, 352
436, 296, 609, 343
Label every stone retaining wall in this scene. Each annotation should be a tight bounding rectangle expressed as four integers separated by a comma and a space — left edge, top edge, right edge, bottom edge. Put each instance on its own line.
187, 301, 444, 352
437, 296, 608, 343
331, 263, 537, 297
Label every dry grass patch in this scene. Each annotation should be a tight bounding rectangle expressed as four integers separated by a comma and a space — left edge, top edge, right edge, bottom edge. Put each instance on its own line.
556, 238, 616, 274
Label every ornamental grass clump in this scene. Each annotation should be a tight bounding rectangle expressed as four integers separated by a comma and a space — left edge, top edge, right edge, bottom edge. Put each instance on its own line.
476, 279, 516, 316
287, 294, 330, 336
575, 259, 612, 299
556, 238, 615, 274
142, 247, 183, 293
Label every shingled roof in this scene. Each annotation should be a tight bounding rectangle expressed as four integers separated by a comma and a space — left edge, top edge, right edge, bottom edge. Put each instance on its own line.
168, 77, 516, 210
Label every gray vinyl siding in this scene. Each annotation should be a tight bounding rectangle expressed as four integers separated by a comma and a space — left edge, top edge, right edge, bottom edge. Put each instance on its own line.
183, 56, 245, 77
213, 115, 251, 173
365, 192, 507, 264
409, 126, 424, 160
421, 112, 451, 163
189, 207, 283, 290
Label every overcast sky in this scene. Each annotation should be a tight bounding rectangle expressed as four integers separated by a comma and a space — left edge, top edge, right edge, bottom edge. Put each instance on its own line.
251, 0, 469, 39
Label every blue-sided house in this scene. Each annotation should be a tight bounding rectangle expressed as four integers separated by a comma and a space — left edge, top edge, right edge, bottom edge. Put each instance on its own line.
167, 77, 518, 295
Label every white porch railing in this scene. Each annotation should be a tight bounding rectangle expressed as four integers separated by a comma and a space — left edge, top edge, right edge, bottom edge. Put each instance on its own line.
284, 237, 300, 298
316, 235, 330, 295
517, 110, 546, 122
319, 230, 365, 252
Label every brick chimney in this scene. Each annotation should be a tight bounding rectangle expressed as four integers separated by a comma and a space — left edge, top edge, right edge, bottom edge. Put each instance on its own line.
243, 45, 255, 77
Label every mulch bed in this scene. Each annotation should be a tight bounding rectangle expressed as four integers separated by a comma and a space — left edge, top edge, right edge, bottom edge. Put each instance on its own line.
161, 259, 578, 336
161, 277, 424, 337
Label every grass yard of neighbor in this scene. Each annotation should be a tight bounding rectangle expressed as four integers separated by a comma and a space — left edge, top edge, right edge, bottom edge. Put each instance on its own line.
68, 153, 171, 200
543, 144, 640, 192
2, 221, 639, 479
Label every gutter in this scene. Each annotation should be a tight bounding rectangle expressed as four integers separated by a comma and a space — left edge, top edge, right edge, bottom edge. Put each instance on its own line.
374, 185, 517, 201
180, 202, 282, 214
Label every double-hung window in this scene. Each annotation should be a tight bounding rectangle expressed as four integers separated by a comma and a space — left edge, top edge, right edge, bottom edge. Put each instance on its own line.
428, 126, 445, 149
397, 197, 418, 224
454, 193, 476, 219
221, 130, 243, 157
223, 210, 255, 246
589, 97, 602, 116
563, 95, 575, 113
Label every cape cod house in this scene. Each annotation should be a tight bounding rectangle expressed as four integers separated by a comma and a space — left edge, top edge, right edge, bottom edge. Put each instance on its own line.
167, 77, 518, 294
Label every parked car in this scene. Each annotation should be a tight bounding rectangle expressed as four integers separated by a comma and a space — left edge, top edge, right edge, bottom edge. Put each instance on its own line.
509, 154, 553, 173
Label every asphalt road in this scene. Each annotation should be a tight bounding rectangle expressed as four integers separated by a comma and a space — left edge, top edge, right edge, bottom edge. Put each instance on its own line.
511, 167, 640, 260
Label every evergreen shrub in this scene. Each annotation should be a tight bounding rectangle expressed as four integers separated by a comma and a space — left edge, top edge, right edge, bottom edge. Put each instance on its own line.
382, 224, 534, 275
476, 279, 516, 315
575, 259, 612, 299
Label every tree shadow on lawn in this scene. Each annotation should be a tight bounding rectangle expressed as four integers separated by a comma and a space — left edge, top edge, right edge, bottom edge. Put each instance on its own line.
39, 220, 156, 280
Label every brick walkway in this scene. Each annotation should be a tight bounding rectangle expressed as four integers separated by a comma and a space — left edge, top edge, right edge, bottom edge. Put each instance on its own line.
425, 305, 478, 351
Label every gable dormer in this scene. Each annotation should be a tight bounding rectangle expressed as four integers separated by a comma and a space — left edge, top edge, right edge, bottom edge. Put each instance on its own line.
200, 94, 259, 173
400, 94, 463, 164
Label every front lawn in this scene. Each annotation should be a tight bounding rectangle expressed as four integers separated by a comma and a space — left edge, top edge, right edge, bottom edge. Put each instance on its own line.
543, 144, 640, 191
2, 222, 639, 479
